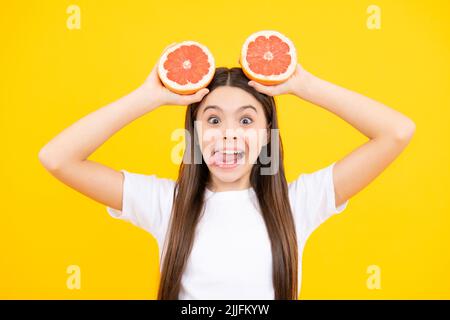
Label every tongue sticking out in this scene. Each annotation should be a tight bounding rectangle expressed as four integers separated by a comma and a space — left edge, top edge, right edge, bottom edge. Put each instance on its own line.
212, 152, 244, 166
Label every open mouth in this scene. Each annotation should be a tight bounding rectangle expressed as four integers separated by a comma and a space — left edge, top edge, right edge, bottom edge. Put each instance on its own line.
211, 149, 245, 168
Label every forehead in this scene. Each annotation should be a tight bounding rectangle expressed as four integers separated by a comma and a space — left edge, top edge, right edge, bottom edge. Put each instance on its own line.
197, 86, 263, 114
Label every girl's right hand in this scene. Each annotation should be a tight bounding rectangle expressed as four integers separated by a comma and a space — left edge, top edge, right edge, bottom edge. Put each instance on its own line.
140, 42, 210, 108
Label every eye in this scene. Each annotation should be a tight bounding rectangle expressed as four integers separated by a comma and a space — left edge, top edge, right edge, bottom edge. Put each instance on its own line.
240, 117, 253, 125
207, 116, 220, 125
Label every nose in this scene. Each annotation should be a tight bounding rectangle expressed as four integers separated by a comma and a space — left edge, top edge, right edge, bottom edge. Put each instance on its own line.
220, 131, 244, 150
222, 129, 238, 140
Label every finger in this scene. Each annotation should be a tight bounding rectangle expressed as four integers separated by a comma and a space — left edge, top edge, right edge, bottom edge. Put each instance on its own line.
180, 88, 210, 104
150, 59, 160, 74
147, 60, 162, 83
248, 81, 276, 96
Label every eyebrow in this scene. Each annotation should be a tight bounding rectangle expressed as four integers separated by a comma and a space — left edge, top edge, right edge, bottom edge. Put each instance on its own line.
202, 105, 258, 114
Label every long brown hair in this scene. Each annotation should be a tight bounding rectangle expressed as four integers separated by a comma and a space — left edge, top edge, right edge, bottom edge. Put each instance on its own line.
158, 67, 298, 299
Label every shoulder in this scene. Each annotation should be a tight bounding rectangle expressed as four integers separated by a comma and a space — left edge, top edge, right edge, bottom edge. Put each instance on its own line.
288, 162, 348, 244
107, 169, 177, 240
288, 162, 334, 204
120, 169, 176, 197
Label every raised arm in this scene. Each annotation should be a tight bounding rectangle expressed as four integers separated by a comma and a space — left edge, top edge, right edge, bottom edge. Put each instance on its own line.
38, 46, 209, 212
248, 63, 416, 208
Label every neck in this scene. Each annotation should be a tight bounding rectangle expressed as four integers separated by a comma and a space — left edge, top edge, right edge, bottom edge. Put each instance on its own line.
207, 172, 252, 192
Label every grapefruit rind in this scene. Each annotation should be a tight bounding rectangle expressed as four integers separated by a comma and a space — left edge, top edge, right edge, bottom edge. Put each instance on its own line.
240, 30, 297, 86
158, 41, 215, 95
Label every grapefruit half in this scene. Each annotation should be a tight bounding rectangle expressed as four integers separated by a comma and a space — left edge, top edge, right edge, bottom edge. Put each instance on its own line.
158, 41, 215, 95
239, 30, 297, 85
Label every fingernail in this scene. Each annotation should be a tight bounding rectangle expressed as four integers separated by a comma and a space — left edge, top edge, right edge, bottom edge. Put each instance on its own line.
248, 81, 254, 86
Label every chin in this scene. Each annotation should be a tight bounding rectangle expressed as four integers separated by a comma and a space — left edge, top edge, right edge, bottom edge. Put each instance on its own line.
207, 163, 251, 183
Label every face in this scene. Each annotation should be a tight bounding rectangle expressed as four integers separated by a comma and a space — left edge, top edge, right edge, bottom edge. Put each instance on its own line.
195, 86, 270, 190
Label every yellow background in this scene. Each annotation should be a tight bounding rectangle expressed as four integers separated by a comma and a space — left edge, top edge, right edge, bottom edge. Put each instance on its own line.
1, 0, 449, 299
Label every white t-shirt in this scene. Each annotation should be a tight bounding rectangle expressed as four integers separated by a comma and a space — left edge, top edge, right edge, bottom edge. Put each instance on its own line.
106, 161, 349, 299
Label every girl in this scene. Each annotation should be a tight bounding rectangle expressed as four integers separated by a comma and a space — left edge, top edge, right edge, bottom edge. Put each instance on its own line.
38, 47, 415, 300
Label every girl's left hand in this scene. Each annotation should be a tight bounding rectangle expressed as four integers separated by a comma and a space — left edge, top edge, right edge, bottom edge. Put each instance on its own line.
247, 62, 311, 97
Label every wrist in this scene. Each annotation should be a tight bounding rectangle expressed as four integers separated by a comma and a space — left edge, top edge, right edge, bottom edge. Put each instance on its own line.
134, 84, 162, 111
292, 69, 318, 100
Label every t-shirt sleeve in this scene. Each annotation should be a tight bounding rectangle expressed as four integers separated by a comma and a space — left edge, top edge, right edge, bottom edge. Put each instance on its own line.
106, 169, 176, 245
288, 161, 349, 245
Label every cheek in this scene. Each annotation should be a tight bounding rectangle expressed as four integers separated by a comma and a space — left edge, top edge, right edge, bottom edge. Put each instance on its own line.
243, 129, 267, 163
195, 121, 215, 147
247, 126, 268, 145
197, 129, 221, 160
